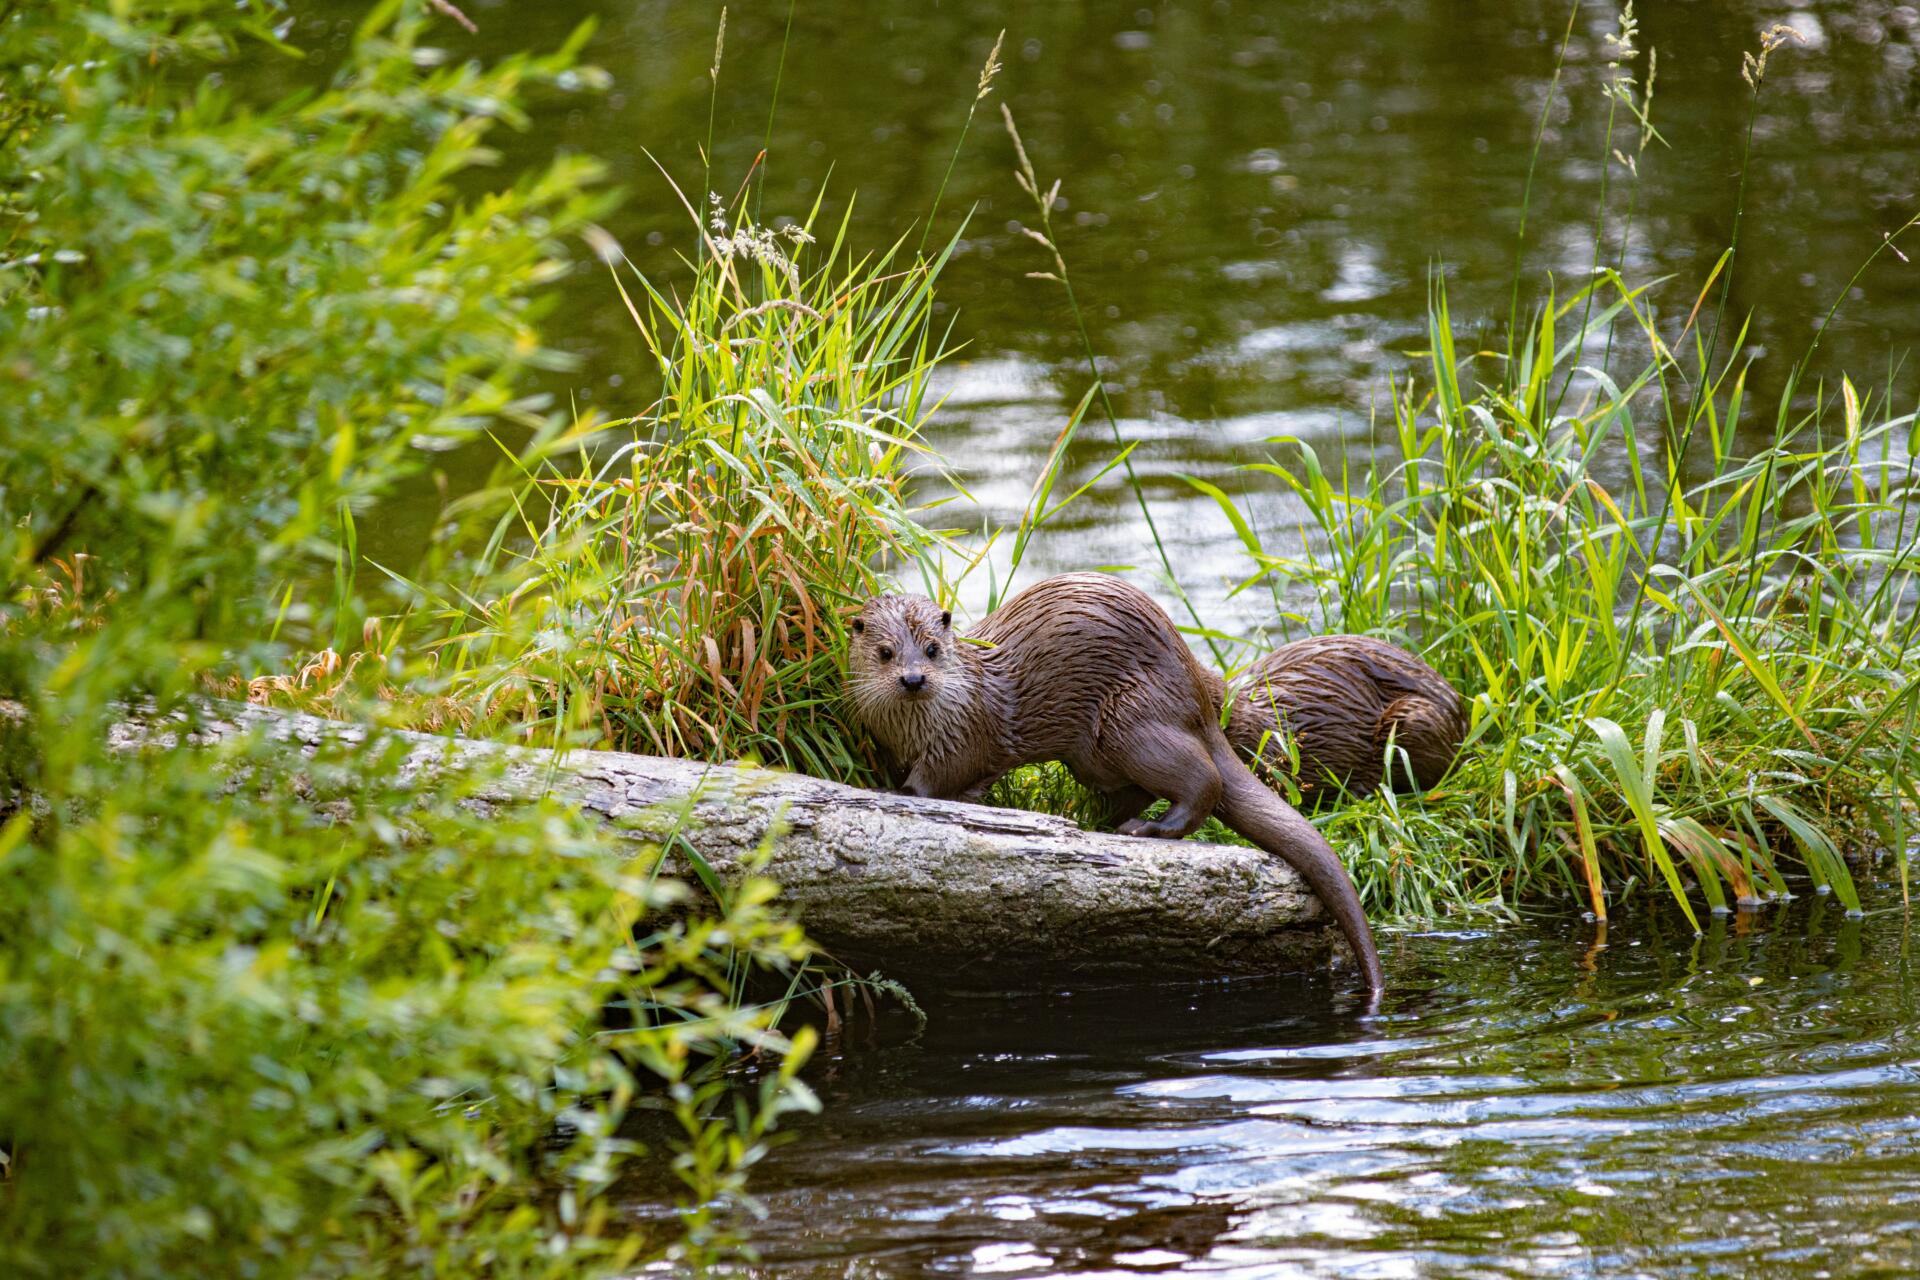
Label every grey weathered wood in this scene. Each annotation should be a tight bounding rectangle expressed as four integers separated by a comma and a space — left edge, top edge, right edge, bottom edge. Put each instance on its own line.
114, 702, 1342, 984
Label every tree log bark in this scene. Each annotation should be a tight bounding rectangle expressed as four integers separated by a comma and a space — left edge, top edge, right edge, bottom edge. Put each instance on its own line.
116, 702, 1345, 986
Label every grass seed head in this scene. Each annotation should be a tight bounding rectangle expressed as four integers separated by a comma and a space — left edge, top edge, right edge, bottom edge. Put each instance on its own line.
1741, 22, 1805, 89
977, 29, 1005, 102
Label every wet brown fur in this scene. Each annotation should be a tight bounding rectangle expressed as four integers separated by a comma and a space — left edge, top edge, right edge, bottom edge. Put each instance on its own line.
1219, 637, 1466, 801
845, 573, 1383, 991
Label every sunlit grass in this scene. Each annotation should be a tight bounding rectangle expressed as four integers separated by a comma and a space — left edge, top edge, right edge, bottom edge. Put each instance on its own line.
372, 186, 966, 786
988, 5, 1920, 926
1188, 267, 1919, 923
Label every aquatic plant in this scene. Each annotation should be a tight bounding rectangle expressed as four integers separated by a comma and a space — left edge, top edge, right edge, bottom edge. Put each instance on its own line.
919, 29, 1006, 258
375, 182, 964, 785
1191, 269, 1918, 922
1174, 10, 1919, 923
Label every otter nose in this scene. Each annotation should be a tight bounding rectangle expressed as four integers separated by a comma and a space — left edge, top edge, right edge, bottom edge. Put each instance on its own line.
899, 673, 926, 692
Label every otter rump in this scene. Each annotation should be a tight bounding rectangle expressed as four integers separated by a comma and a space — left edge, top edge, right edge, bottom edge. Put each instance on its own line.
1221, 635, 1466, 801
844, 572, 1384, 992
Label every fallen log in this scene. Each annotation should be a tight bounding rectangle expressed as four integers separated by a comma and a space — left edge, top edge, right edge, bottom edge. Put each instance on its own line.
113, 702, 1348, 986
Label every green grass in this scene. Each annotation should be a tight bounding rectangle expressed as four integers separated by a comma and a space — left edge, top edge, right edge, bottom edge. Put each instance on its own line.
976, 7, 1920, 926
1185, 269, 1918, 922
355, 185, 969, 787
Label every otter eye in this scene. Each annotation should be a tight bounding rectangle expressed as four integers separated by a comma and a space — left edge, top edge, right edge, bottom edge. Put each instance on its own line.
851, 618, 864, 635
924, 643, 940, 660
877, 646, 893, 662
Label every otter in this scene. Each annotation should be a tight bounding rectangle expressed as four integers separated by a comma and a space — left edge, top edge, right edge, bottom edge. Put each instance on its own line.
844, 573, 1383, 991
1220, 636, 1466, 801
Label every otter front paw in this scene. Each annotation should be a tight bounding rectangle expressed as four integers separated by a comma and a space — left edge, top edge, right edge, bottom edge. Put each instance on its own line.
954, 775, 1001, 805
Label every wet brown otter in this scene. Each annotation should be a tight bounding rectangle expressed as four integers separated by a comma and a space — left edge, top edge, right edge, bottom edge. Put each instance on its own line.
1221, 636, 1466, 800
844, 573, 1383, 991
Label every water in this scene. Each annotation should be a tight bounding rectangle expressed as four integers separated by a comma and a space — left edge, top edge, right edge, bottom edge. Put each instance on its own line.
699, 887, 1920, 1277
271, 0, 1920, 631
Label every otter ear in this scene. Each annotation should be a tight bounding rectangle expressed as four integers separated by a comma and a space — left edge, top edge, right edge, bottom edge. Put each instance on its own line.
851, 618, 865, 635
940, 610, 951, 630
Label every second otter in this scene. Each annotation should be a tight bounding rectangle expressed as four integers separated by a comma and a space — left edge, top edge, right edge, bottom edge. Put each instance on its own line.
1221, 636, 1466, 801
845, 572, 1383, 992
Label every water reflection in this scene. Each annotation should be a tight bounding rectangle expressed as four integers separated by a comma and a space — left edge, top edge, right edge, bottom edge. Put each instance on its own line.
269, 0, 1919, 629
684, 886, 1920, 1277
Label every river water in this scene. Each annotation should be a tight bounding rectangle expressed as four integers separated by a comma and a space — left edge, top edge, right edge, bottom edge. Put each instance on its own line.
271, 3, 1920, 1271
716, 886, 1920, 1278
284, 0, 1920, 632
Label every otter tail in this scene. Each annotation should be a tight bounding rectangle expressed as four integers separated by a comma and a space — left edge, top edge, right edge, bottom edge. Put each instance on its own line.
1207, 732, 1384, 992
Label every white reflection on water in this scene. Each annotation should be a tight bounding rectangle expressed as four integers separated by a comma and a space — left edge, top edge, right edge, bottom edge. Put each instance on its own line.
917, 354, 1342, 639
696, 899, 1920, 1279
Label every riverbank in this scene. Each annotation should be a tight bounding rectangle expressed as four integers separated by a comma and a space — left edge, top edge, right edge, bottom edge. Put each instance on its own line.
289, 2, 1918, 930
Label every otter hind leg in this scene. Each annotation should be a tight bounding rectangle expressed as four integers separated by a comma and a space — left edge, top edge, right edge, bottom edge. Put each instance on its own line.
1098, 784, 1155, 830
1110, 724, 1223, 840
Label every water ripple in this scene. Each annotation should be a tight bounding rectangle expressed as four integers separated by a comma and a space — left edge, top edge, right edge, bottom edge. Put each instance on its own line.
631, 895, 1920, 1277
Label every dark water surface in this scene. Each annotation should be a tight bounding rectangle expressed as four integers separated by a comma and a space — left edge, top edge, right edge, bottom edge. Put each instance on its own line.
277, 0, 1920, 631
713, 887, 1920, 1278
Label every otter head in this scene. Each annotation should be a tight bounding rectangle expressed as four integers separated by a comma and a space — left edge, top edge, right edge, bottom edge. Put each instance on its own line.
848, 593, 956, 700
845, 594, 961, 749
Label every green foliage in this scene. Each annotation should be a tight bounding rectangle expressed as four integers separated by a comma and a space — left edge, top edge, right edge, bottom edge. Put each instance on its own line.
1, 0, 609, 702
1191, 272, 1920, 922
368, 190, 961, 785
0, 3, 818, 1274
0, 729, 814, 1276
